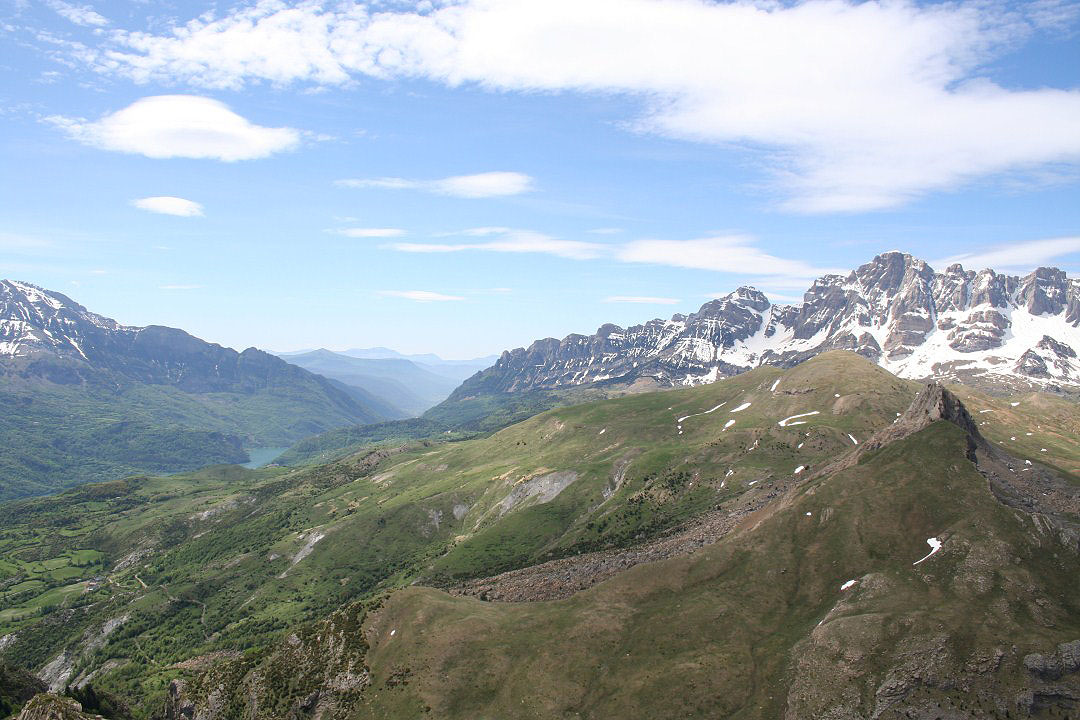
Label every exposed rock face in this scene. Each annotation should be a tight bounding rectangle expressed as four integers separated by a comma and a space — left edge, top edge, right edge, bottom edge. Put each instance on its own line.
15, 695, 99, 720
452, 253, 1080, 399
164, 601, 370, 720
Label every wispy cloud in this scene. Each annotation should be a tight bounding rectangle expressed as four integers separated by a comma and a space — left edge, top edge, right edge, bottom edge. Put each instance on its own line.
132, 196, 204, 217
47, 95, 299, 161
338, 172, 533, 199
604, 296, 679, 304
388, 229, 605, 260
618, 236, 843, 279
933, 236, 1080, 271
160, 284, 202, 290
48, 0, 107, 27
378, 290, 464, 302
331, 227, 405, 238
66, 0, 1080, 212
385, 228, 841, 287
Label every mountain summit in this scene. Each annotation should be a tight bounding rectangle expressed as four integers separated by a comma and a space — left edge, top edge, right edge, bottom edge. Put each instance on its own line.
454, 252, 1080, 398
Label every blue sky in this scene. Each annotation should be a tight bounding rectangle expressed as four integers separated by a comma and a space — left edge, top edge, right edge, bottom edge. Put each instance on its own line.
1, 0, 1079, 358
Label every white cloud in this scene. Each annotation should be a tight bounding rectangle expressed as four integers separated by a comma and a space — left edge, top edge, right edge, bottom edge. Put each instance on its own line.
933, 236, 1080, 272
48, 0, 107, 27
338, 171, 533, 198
605, 296, 679, 304
160, 284, 202, 290
389, 229, 604, 260
332, 227, 405, 238
379, 290, 464, 302
47, 95, 299, 161
132, 196, 204, 217
434, 172, 534, 198
618, 235, 843, 279
71, 0, 1080, 212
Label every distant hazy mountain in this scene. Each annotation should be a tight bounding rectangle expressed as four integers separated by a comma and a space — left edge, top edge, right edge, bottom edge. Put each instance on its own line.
454, 252, 1080, 401
0, 280, 392, 499
278, 349, 466, 417
337, 347, 497, 382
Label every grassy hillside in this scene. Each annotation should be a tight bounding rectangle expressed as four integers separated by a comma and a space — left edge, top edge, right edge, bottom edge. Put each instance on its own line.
357, 420, 1080, 719
0, 352, 1075, 718
0, 363, 390, 500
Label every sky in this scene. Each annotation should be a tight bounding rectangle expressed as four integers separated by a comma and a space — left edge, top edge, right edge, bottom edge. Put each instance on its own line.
1, 0, 1079, 359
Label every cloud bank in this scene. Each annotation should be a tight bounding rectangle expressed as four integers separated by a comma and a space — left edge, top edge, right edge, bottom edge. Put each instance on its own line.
69, 0, 1080, 211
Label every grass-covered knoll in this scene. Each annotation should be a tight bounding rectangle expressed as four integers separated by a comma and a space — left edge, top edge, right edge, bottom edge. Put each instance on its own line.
0, 352, 1075, 718
355, 420, 1080, 719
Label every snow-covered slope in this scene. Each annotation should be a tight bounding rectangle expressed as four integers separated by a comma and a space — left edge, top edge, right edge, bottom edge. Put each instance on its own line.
454, 252, 1080, 397
0, 279, 123, 360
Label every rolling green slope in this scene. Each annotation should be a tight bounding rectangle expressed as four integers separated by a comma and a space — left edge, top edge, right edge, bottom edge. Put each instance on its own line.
0, 352, 1076, 718
357, 420, 1080, 719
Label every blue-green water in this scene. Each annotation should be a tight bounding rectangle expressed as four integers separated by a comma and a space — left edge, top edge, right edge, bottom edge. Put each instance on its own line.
242, 447, 288, 469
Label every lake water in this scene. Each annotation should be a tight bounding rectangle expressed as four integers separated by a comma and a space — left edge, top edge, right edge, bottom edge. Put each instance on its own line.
242, 447, 288, 469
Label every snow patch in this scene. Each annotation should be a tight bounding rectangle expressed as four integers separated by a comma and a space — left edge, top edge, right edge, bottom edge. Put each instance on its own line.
778, 411, 820, 427
770, 378, 781, 392
677, 402, 726, 423
840, 580, 857, 591
730, 402, 752, 413
847, 434, 858, 445
913, 537, 942, 566
794, 465, 805, 475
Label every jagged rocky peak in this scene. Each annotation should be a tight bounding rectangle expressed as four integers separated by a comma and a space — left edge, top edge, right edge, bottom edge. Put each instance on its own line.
899, 382, 981, 438
457, 252, 1080, 398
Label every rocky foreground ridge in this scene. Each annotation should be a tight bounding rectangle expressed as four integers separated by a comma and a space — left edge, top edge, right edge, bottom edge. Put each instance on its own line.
454, 252, 1080, 397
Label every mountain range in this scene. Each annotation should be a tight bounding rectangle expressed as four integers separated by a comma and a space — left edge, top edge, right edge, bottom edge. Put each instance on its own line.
275, 349, 474, 417
455, 252, 1080, 403
0, 280, 392, 499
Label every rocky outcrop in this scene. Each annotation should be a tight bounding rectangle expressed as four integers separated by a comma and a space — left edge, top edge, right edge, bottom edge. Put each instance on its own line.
163, 601, 370, 720
15, 695, 100, 720
450, 253, 1080, 400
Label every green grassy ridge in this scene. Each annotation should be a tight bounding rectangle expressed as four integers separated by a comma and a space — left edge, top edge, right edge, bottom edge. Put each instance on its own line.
355, 421, 1080, 719
0, 352, 1075, 717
